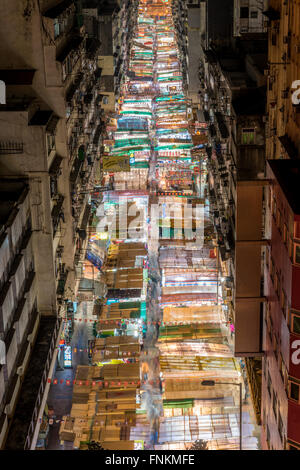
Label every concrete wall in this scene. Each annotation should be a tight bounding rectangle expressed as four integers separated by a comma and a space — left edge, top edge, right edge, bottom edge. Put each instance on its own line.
234, 182, 264, 355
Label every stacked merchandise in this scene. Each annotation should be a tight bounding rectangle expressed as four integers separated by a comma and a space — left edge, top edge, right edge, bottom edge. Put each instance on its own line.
129, 0, 257, 451
63, 0, 258, 451
103, 241, 148, 302
59, 363, 141, 450
95, 301, 147, 339
91, 336, 140, 364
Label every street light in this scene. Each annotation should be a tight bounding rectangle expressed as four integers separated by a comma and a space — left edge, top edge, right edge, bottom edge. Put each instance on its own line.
201, 380, 243, 451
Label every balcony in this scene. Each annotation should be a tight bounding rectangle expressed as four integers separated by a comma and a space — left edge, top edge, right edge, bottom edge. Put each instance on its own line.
29, 111, 59, 135
245, 357, 262, 425
80, 203, 92, 234
49, 154, 63, 199
4, 316, 61, 450
57, 35, 85, 82
215, 112, 229, 140
0, 141, 23, 155
85, 38, 101, 60
51, 195, 64, 237
44, 0, 76, 43
93, 123, 103, 148
56, 269, 69, 297
70, 157, 83, 185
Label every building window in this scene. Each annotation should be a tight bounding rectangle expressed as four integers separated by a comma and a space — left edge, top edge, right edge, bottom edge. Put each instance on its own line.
268, 187, 272, 209
50, 176, 58, 198
266, 250, 269, 271
242, 128, 255, 144
278, 412, 284, 442
274, 271, 280, 297
46, 133, 55, 156
272, 392, 277, 420
279, 355, 287, 390
263, 358, 267, 378
281, 289, 287, 318
272, 32, 277, 46
270, 257, 274, 283
240, 7, 249, 18
54, 19, 60, 39
294, 244, 300, 265
273, 333, 278, 361
276, 209, 282, 231
267, 371, 272, 398
283, 224, 288, 245
273, 197, 277, 219
250, 10, 258, 19
266, 302, 273, 338
291, 311, 300, 335
267, 425, 271, 448
289, 237, 293, 259
263, 407, 266, 429
289, 381, 300, 403
294, 221, 300, 240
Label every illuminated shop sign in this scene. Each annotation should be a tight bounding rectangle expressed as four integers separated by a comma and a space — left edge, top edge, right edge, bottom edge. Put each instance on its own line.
64, 345, 72, 368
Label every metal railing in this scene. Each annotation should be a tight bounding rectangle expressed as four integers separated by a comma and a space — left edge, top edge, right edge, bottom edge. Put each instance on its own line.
23, 317, 61, 450
245, 357, 262, 426
0, 141, 24, 154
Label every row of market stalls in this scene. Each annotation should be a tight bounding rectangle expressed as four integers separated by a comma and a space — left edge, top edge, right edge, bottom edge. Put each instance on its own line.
58, 0, 258, 451
135, 0, 257, 451
58, 5, 156, 449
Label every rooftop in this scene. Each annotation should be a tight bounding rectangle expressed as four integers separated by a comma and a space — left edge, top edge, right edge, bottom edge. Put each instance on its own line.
267, 159, 300, 215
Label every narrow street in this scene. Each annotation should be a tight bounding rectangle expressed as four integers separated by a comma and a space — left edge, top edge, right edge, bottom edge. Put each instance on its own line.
46, 302, 94, 450
42, 0, 259, 451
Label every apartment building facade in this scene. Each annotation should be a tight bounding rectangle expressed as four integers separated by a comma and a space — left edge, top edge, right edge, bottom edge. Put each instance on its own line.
199, 41, 268, 352
260, 0, 300, 450
234, 0, 268, 36
0, 0, 102, 449
262, 160, 300, 450
0, 180, 41, 447
264, 0, 300, 161
196, 7, 268, 423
